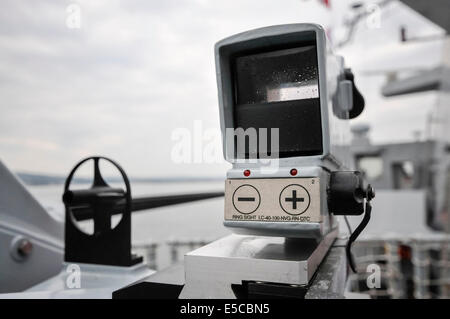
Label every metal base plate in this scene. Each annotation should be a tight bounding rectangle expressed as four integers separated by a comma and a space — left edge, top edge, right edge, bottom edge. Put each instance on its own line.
180, 229, 338, 298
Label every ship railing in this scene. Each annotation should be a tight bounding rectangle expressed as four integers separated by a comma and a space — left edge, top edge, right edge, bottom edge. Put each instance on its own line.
132, 238, 216, 270
346, 235, 450, 299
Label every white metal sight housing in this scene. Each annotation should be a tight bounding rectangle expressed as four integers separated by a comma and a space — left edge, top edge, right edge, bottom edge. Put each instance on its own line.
215, 24, 362, 238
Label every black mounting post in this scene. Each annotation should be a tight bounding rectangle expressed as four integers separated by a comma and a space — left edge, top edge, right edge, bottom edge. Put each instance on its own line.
63, 156, 142, 267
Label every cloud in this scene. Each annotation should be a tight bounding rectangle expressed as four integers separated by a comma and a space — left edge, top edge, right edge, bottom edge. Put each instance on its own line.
0, 0, 444, 176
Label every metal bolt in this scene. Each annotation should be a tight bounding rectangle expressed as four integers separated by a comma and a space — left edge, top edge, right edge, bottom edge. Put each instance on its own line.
17, 239, 33, 257
10, 237, 33, 262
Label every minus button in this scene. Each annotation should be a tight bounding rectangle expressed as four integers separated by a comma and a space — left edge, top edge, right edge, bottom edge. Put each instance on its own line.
237, 197, 255, 202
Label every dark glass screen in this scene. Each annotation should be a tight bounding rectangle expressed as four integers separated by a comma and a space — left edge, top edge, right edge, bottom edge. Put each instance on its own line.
232, 45, 323, 158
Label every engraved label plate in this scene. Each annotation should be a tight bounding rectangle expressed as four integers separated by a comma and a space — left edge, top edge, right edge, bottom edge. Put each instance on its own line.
225, 178, 321, 223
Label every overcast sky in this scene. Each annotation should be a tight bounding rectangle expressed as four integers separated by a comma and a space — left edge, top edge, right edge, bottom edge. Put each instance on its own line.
0, 0, 446, 177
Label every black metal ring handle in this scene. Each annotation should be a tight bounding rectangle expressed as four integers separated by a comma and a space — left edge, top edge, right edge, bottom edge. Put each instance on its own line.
63, 156, 132, 230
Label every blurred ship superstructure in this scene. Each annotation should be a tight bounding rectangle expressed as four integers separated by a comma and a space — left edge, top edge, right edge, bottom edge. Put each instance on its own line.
346, 15, 450, 295
347, 124, 450, 298
344, 0, 450, 297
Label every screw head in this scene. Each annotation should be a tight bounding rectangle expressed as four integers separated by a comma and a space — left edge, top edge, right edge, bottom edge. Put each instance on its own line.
10, 236, 33, 262
18, 239, 33, 257
366, 185, 375, 201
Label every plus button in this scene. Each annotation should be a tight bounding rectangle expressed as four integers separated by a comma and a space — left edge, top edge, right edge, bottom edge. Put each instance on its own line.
285, 190, 304, 210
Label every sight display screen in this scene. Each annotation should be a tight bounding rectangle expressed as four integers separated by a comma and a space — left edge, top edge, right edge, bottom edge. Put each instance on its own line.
234, 46, 319, 105
232, 44, 323, 158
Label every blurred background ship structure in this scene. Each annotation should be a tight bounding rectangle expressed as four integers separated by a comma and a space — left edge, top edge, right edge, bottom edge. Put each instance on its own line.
340, 0, 450, 298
